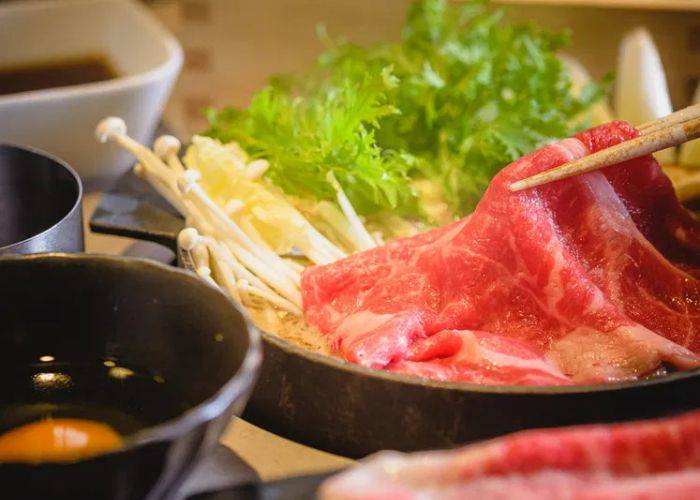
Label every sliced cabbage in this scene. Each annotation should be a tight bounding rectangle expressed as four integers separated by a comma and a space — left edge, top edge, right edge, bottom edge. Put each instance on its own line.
183, 135, 343, 264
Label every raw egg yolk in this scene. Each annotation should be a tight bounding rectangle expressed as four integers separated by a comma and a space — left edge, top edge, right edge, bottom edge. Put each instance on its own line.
0, 418, 123, 462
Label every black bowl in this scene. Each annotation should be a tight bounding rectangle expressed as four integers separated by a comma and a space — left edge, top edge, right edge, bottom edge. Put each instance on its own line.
0, 254, 261, 500
0, 144, 83, 255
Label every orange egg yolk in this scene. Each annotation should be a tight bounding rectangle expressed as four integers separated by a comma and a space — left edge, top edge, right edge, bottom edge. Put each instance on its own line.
0, 418, 123, 463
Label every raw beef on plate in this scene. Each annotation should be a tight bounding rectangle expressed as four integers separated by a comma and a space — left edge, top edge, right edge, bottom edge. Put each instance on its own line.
301, 121, 700, 384
319, 409, 700, 500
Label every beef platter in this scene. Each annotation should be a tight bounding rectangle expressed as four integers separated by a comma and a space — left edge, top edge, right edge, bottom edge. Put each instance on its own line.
91, 0, 700, 456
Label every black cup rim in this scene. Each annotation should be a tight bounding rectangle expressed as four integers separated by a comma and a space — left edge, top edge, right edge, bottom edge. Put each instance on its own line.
0, 144, 83, 253
0, 253, 263, 463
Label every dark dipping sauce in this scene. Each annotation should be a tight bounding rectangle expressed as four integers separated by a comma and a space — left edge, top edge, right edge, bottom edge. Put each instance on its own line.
0, 55, 118, 96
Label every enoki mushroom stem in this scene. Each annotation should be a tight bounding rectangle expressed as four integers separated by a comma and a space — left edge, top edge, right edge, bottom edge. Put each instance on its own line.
96, 117, 362, 316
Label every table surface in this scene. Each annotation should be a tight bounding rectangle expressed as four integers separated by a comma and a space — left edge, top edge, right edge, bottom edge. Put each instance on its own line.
83, 192, 354, 482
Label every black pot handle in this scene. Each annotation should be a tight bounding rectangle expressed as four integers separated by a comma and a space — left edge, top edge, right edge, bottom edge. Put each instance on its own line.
90, 170, 184, 252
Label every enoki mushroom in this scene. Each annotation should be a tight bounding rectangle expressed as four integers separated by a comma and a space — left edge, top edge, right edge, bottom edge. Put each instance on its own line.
95, 117, 371, 316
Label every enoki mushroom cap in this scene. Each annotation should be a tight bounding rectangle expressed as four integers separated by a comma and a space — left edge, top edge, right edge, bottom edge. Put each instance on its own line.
177, 169, 202, 193
95, 117, 127, 143
177, 227, 201, 251
154, 135, 181, 158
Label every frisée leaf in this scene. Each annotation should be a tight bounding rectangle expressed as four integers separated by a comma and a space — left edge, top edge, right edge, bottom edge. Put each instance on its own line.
205, 0, 608, 220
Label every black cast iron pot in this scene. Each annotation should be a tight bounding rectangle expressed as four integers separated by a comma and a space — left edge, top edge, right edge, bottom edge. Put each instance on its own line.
0, 254, 261, 500
92, 171, 700, 459
0, 144, 84, 255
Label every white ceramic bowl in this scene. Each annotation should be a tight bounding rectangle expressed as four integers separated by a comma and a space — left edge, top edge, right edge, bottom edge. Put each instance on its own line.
0, 0, 183, 187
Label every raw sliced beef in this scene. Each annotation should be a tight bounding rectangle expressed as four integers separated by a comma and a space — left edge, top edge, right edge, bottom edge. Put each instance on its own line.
301, 121, 700, 384
576, 124, 700, 267
319, 409, 700, 500
390, 330, 572, 386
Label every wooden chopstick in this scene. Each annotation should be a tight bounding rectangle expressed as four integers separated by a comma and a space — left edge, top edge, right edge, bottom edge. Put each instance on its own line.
638, 102, 700, 134
509, 114, 700, 192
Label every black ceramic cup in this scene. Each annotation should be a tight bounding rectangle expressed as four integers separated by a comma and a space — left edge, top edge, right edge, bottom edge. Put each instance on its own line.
0, 254, 261, 500
0, 144, 84, 255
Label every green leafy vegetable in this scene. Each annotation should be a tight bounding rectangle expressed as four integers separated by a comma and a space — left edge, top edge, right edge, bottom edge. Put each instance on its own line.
205, 0, 608, 219
206, 71, 420, 217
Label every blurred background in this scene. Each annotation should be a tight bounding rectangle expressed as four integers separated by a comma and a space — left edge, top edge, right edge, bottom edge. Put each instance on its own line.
145, 0, 700, 136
